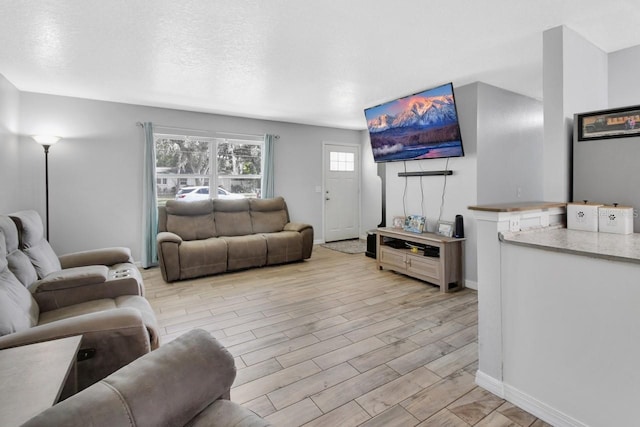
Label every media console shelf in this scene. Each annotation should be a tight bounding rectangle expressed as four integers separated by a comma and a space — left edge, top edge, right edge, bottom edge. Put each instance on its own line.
376, 227, 464, 293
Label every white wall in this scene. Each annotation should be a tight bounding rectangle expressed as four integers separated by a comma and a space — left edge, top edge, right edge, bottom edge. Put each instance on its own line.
609, 44, 640, 107
15, 91, 362, 259
476, 83, 543, 204
543, 26, 608, 202
0, 74, 20, 213
501, 243, 640, 426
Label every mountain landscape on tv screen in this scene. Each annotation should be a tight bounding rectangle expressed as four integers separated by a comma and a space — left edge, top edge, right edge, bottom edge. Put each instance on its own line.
367, 95, 458, 132
366, 92, 463, 161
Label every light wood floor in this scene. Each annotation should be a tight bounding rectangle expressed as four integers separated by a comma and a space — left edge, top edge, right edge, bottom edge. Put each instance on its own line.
143, 245, 550, 427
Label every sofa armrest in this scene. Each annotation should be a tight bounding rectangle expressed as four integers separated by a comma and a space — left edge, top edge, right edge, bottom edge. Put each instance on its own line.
157, 232, 183, 282
22, 329, 237, 427
285, 223, 314, 259
0, 308, 151, 390
284, 222, 312, 233
27, 265, 143, 311
0, 307, 149, 350
59, 247, 134, 269
31, 265, 109, 292
157, 231, 183, 244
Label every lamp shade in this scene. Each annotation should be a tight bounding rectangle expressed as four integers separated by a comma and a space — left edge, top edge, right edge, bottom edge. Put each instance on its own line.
32, 135, 61, 146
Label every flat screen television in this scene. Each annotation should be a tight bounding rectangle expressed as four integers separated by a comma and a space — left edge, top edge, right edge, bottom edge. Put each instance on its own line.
364, 82, 464, 162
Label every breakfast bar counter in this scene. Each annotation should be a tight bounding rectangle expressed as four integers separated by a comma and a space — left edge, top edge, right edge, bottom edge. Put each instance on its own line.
492, 226, 640, 426
471, 201, 638, 426
499, 226, 640, 264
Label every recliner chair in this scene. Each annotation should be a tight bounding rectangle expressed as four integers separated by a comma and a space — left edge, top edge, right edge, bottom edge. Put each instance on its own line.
6, 210, 145, 311
22, 329, 270, 427
0, 223, 159, 392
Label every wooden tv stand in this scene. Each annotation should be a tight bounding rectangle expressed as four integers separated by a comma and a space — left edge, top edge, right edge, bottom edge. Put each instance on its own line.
376, 227, 465, 293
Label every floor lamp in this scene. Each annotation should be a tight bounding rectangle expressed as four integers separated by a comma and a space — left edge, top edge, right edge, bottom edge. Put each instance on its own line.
32, 135, 61, 241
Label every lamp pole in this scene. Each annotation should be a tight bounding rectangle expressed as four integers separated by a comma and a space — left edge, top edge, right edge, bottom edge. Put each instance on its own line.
32, 135, 61, 242
43, 144, 51, 241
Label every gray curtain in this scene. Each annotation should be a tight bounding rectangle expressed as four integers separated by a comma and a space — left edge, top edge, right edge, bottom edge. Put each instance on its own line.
262, 134, 275, 198
141, 122, 158, 268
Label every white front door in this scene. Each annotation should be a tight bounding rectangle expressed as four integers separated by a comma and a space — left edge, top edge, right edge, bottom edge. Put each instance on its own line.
323, 143, 360, 242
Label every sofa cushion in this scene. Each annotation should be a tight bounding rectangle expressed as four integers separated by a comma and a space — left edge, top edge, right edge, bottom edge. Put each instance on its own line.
37, 295, 159, 349
261, 231, 303, 265
0, 215, 38, 287
165, 200, 216, 241
0, 269, 40, 336
220, 235, 267, 270
38, 298, 118, 325
10, 210, 62, 278
165, 200, 213, 216
214, 199, 253, 237
0, 231, 39, 336
178, 238, 228, 280
166, 214, 216, 241
249, 197, 289, 233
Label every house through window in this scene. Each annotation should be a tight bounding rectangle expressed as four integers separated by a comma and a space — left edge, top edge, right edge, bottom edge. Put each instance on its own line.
154, 133, 264, 206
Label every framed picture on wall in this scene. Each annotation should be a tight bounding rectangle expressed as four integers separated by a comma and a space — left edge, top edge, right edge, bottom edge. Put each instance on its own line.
577, 105, 640, 141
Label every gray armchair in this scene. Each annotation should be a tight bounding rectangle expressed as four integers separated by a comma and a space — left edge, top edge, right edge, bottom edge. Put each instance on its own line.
22, 329, 270, 427
6, 210, 144, 311
0, 226, 159, 392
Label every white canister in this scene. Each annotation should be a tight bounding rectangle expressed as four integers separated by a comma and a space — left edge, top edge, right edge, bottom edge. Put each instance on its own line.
598, 204, 634, 234
567, 201, 602, 232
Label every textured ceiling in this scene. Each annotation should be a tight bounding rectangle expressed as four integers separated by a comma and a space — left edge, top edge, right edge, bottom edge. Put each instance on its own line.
1, 0, 639, 130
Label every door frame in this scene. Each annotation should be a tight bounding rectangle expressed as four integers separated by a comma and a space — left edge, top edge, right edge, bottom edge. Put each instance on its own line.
321, 141, 362, 243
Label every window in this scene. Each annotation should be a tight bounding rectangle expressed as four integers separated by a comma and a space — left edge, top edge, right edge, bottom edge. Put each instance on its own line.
329, 151, 355, 171
154, 133, 263, 206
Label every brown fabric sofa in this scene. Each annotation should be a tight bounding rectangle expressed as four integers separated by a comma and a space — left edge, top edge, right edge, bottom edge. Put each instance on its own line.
157, 197, 313, 282
0, 218, 159, 392
22, 329, 271, 427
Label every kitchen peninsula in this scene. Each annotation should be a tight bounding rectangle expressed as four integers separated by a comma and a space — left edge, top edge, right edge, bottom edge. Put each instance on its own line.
471, 202, 638, 427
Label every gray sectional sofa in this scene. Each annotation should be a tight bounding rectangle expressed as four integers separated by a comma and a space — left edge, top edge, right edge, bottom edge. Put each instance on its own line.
157, 197, 313, 282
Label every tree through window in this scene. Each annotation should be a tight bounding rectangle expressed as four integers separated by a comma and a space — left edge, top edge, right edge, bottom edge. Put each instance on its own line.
154, 134, 263, 206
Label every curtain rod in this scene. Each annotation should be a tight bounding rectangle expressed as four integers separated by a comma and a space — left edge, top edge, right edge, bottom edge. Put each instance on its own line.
136, 122, 279, 139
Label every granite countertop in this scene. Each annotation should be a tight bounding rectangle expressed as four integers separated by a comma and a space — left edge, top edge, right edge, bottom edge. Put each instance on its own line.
500, 227, 640, 264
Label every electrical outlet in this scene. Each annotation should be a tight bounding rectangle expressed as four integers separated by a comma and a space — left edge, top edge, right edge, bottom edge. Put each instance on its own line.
509, 216, 521, 232
516, 186, 522, 198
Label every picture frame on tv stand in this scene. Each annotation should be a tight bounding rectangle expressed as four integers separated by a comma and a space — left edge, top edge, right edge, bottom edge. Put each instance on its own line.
436, 220, 454, 237
392, 216, 406, 228
403, 215, 426, 234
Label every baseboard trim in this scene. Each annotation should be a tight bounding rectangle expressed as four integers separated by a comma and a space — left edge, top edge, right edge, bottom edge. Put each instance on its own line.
475, 370, 504, 397
465, 279, 478, 290
475, 371, 587, 427
503, 384, 587, 427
